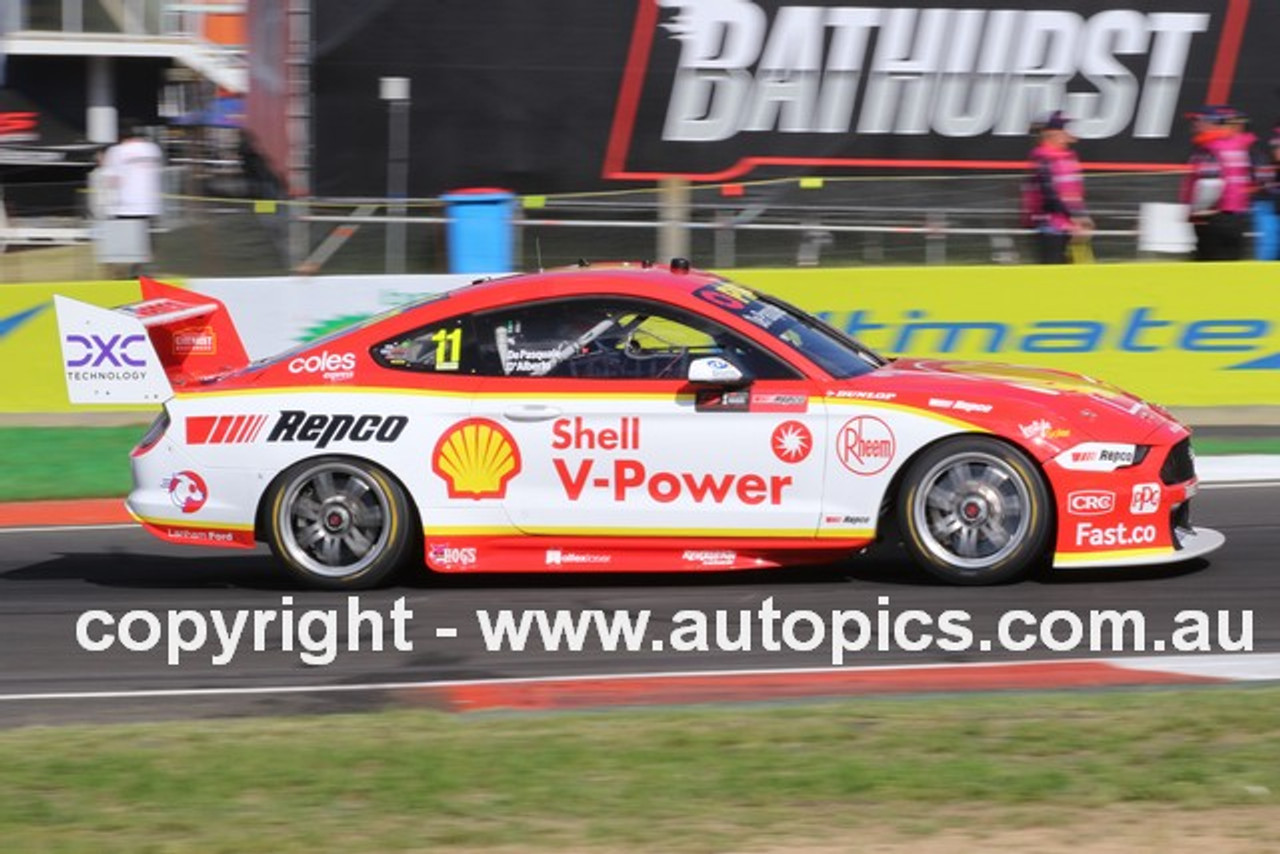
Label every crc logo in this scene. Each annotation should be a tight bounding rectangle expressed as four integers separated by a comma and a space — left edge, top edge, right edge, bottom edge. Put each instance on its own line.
835, 415, 895, 476
1067, 490, 1116, 516
266, 410, 407, 449
1131, 483, 1162, 515
64, 334, 148, 368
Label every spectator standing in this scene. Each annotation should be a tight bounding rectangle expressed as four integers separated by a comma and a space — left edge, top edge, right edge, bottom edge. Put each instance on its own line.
1022, 111, 1093, 264
104, 122, 164, 221
86, 146, 117, 220
1253, 119, 1280, 260
102, 122, 164, 275
1181, 106, 1254, 261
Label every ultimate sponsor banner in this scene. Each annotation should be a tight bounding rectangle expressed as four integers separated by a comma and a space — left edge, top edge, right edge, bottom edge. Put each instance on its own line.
9, 266, 1275, 411
732, 263, 1280, 407
0, 281, 144, 413
301, 0, 1276, 195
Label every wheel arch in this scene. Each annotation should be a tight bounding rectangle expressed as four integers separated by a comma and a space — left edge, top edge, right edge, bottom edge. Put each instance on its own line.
253, 452, 424, 553
876, 430, 1059, 546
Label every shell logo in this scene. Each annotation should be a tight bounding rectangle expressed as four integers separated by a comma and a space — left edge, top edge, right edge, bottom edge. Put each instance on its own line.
432, 418, 522, 499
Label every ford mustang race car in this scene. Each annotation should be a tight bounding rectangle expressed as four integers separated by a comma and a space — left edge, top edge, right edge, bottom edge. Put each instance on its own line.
54, 263, 1223, 588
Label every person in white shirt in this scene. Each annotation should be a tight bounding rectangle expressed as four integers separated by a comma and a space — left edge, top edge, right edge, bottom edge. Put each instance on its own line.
103, 123, 164, 220
102, 123, 164, 273
86, 146, 117, 220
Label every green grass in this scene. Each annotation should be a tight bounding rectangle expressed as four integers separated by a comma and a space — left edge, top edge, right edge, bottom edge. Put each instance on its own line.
0, 426, 1277, 502
0, 426, 142, 501
0, 687, 1276, 851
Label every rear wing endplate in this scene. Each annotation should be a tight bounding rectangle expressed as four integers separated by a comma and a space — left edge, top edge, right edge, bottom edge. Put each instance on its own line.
55, 277, 249, 405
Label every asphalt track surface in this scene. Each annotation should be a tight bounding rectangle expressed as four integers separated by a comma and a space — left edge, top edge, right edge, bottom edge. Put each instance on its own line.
0, 483, 1276, 727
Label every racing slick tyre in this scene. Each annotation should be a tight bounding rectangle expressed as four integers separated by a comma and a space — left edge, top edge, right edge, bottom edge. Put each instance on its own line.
897, 436, 1052, 585
266, 457, 415, 590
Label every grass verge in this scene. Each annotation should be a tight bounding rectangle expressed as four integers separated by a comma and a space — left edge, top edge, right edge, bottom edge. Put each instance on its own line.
0, 426, 142, 501
0, 687, 1277, 852
2, 426, 1279, 503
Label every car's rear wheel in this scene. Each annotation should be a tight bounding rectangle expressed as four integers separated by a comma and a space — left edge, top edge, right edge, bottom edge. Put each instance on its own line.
266, 457, 413, 589
897, 436, 1051, 585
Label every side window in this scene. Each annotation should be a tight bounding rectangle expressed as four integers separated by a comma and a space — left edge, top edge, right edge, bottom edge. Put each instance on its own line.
474, 298, 799, 380
372, 315, 476, 374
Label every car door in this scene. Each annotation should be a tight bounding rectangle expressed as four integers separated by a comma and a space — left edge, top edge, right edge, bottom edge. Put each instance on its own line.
467, 296, 828, 539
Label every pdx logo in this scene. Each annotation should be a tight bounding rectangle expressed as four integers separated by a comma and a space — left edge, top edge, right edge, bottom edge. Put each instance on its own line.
64, 334, 149, 369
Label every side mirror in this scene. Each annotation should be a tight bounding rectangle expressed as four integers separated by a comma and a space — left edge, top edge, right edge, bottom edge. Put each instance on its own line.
688, 357, 748, 385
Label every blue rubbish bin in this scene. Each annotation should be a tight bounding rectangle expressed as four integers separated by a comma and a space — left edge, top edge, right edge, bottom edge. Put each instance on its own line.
440, 188, 516, 273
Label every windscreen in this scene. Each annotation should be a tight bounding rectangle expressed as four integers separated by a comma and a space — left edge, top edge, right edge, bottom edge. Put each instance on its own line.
693, 281, 886, 379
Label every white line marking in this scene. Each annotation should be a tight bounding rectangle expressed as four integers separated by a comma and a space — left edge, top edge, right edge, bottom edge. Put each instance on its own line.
0, 523, 138, 535
1199, 481, 1280, 490
0, 654, 1274, 704
435, 627, 458, 639
1112, 653, 1280, 681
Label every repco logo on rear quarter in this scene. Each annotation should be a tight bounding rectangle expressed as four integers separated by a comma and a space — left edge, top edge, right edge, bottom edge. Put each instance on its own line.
1067, 490, 1116, 516
267, 410, 407, 449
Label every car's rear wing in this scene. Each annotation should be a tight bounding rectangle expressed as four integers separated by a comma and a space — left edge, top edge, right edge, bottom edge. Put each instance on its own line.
55, 277, 250, 405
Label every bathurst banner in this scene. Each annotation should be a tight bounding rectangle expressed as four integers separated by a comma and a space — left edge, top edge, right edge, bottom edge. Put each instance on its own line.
611, 0, 1266, 179
288, 0, 1278, 197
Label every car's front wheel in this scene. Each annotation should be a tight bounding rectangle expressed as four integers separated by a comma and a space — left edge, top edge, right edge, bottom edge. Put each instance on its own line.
266, 457, 414, 589
897, 437, 1052, 585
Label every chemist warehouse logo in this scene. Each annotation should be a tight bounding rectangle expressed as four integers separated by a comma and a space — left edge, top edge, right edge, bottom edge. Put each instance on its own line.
604, 0, 1251, 180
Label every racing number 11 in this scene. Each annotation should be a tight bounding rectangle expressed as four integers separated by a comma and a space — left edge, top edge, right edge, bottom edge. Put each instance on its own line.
431, 328, 462, 369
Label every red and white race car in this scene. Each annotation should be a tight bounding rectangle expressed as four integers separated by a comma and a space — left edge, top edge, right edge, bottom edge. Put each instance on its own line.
55, 264, 1223, 588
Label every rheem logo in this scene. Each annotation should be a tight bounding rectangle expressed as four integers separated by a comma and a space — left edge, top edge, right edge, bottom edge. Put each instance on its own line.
835, 415, 895, 476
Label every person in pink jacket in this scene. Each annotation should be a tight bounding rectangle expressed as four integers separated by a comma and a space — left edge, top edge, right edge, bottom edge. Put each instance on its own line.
1022, 111, 1093, 264
1181, 105, 1256, 261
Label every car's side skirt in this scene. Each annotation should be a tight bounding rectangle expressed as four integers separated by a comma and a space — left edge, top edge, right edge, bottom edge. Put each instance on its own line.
420, 532, 872, 573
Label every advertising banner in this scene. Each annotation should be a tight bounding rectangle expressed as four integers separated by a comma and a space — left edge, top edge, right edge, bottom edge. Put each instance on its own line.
289, 0, 1279, 196
608, 0, 1268, 181
5, 266, 1275, 412
733, 263, 1280, 407
0, 281, 142, 413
